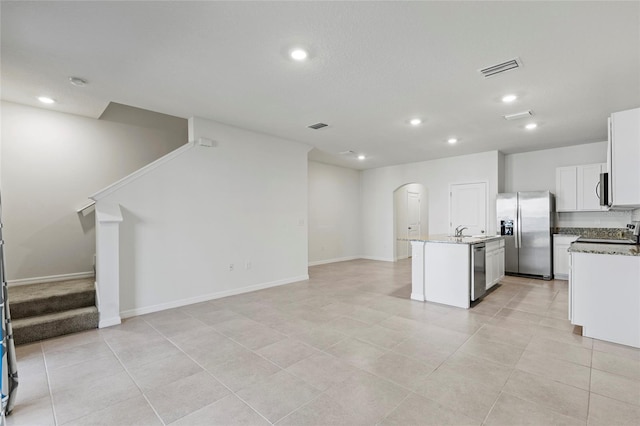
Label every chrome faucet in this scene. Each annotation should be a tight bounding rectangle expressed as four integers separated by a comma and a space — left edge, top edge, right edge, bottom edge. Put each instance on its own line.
454, 225, 468, 237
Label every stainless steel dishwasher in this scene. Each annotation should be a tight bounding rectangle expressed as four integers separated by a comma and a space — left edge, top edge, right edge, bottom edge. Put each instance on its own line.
471, 243, 486, 301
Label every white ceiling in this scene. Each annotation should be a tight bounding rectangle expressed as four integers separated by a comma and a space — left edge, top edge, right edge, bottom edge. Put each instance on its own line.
2, 1, 639, 170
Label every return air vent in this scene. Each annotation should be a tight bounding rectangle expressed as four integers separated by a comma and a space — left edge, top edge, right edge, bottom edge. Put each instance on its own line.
339, 150, 356, 156
479, 57, 523, 78
503, 110, 534, 121
308, 122, 328, 130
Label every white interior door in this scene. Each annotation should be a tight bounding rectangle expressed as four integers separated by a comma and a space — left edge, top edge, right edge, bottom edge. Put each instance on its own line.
450, 182, 487, 236
407, 191, 421, 256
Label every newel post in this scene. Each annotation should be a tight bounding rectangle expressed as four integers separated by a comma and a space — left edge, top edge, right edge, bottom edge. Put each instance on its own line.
95, 202, 123, 328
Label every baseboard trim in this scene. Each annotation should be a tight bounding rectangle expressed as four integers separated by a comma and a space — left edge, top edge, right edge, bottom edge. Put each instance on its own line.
120, 274, 310, 319
308, 256, 361, 266
8, 271, 95, 287
360, 256, 396, 262
99, 316, 122, 328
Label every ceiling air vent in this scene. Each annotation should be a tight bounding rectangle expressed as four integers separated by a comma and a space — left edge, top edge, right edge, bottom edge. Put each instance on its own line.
308, 122, 328, 130
479, 57, 522, 78
504, 110, 534, 121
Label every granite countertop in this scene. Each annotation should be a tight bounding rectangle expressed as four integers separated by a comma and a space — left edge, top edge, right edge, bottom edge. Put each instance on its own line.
569, 242, 640, 257
404, 234, 504, 244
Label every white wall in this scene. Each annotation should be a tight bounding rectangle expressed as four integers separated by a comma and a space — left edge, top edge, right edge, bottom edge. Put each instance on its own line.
308, 161, 361, 265
504, 142, 632, 227
0, 101, 187, 282
96, 117, 311, 316
361, 151, 501, 261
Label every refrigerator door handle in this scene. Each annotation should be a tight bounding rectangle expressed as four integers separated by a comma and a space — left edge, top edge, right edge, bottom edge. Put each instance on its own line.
516, 203, 522, 249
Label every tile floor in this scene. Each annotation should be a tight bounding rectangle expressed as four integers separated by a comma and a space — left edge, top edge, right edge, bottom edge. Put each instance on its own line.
8, 259, 640, 425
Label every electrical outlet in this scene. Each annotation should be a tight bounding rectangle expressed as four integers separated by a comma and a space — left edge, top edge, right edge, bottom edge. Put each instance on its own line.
229, 263, 234, 272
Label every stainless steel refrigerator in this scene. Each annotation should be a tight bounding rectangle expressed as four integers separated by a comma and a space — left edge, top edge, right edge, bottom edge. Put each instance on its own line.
496, 191, 555, 280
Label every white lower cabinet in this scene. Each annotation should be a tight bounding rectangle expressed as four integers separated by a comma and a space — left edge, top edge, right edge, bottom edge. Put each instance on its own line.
553, 234, 580, 279
570, 252, 640, 348
486, 239, 505, 290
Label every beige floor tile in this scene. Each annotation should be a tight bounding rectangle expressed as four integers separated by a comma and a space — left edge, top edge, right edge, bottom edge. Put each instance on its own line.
539, 316, 578, 332
6, 396, 55, 426
592, 339, 640, 361
15, 342, 45, 375
13, 368, 49, 404
496, 307, 544, 324
475, 323, 534, 348
147, 315, 211, 338
438, 352, 514, 390
324, 370, 410, 424
145, 370, 230, 424
43, 340, 113, 371
208, 351, 281, 392
180, 335, 253, 370
323, 316, 370, 335
413, 367, 502, 421
236, 370, 320, 423
291, 326, 348, 349
286, 352, 357, 391
277, 393, 369, 426
526, 335, 592, 367
458, 335, 525, 366
48, 352, 125, 392
590, 369, 640, 406
352, 324, 408, 349
592, 349, 640, 380
100, 318, 165, 351
63, 395, 162, 426
110, 336, 181, 369
41, 329, 104, 353
325, 337, 387, 369
127, 352, 202, 391
392, 337, 457, 366
172, 394, 269, 426
534, 324, 593, 349
190, 308, 246, 326
344, 305, 392, 324
377, 315, 426, 333
364, 351, 436, 391
485, 392, 585, 426
256, 338, 319, 368
52, 371, 141, 425
588, 393, 640, 426
380, 393, 478, 426
227, 323, 288, 350
516, 350, 591, 390
502, 370, 589, 420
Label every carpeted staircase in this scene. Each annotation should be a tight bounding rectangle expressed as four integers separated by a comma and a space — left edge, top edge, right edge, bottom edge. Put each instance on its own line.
8, 278, 99, 345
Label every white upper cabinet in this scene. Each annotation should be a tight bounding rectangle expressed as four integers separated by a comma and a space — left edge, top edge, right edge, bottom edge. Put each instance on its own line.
556, 163, 607, 212
609, 107, 640, 208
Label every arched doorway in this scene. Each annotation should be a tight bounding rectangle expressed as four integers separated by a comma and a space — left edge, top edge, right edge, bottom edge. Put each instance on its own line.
393, 183, 428, 260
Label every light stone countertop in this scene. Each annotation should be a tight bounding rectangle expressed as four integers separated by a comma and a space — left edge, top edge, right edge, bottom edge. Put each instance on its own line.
569, 242, 640, 257
401, 234, 504, 245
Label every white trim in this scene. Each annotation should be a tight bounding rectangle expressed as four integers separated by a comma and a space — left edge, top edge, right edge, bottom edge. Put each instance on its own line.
90, 141, 196, 200
99, 316, 122, 328
360, 256, 395, 262
119, 274, 310, 319
7, 271, 95, 287
308, 256, 361, 266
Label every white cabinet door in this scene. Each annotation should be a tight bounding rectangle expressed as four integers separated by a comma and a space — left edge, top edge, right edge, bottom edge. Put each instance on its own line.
577, 164, 606, 211
485, 250, 495, 290
556, 167, 577, 212
497, 247, 505, 282
553, 234, 580, 279
611, 108, 640, 207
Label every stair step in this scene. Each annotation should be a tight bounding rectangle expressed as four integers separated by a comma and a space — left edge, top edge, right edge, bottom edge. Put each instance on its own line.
8, 278, 95, 319
12, 306, 99, 345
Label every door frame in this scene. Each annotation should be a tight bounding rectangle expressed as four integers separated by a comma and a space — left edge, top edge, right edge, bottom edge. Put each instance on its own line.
393, 183, 428, 261
448, 181, 489, 236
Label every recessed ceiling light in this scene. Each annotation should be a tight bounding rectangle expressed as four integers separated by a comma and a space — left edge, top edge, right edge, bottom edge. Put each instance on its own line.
525, 123, 538, 130
37, 96, 55, 104
69, 77, 87, 87
447, 138, 458, 144
357, 154, 366, 160
290, 49, 308, 61
409, 118, 422, 126
502, 94, 517, 103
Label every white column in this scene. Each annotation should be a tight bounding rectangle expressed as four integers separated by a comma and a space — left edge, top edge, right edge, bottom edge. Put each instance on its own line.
95, 202, 123, 328
410, 241, 426, 301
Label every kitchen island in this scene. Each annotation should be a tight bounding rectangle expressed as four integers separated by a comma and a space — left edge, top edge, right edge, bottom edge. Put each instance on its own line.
569, 241, 640, 348
409, 235, 504, 308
